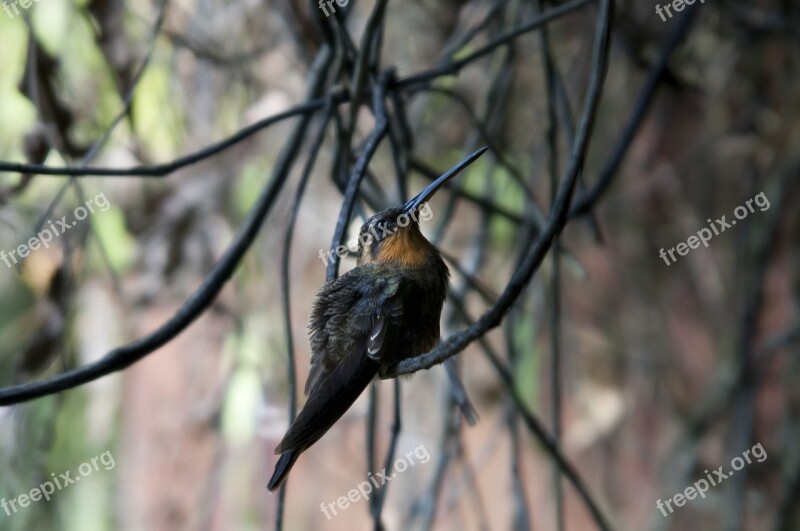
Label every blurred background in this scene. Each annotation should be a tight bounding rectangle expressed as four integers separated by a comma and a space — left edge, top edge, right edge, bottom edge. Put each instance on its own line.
0, 0, 798, 530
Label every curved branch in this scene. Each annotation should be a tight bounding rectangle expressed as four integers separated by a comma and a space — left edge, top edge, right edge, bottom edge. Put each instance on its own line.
0, 47, 334, 406
568, 4, 700, 217
325, 72, 390, 281
0, 97, 334, 178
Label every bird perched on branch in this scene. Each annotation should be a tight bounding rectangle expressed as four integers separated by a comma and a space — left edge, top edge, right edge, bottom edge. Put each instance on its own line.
267, 146, 488, 491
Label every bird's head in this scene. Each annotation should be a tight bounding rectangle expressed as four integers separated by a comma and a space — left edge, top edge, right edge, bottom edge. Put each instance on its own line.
356, 146, 488, 268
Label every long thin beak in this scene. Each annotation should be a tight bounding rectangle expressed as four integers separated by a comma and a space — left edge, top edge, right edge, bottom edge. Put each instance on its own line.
402, 146, 488, 214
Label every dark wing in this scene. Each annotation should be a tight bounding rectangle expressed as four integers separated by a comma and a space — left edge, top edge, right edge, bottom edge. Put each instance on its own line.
274, 266, 403, 455
275, 339, 379, 454
304, 265, 401, 396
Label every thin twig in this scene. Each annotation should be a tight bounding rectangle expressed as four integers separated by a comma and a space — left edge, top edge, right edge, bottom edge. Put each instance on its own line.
275, 101, 334, 530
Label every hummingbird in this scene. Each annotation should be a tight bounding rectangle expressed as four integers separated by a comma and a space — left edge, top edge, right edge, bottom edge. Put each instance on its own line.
267, 146, 488, 491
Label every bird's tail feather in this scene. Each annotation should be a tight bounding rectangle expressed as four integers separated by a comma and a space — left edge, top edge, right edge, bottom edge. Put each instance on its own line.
276, 352, 379, 454
267, 449, 300, 491
267, 351, 380, 490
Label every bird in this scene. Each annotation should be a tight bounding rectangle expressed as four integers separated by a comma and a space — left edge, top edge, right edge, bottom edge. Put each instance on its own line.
267, 146, 488, 491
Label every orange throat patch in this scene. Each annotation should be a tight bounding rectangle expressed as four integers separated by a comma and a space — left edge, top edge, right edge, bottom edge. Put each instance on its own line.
374, 227, 435, 268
